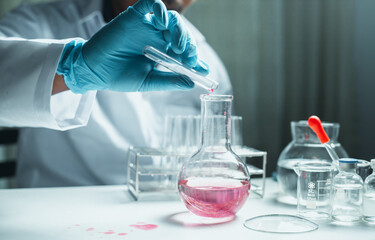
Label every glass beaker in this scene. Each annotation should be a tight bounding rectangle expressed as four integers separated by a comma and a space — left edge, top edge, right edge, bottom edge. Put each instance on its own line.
277, 121, 348, 205
294, 160, 335, 219
178, 95, 251, 218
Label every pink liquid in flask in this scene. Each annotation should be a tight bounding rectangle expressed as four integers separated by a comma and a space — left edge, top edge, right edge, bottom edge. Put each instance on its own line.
178, 178, 250, 218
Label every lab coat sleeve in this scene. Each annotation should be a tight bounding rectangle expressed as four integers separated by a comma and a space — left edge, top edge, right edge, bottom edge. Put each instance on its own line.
0, 4, 96, 130
0, 37, 96, 130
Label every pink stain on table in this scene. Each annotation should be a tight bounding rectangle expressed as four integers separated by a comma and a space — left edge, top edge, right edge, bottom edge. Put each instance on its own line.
118, 233, 128, 236
129, 224, 158, 231
103, 230, 115, 235
86, 228, 95, 232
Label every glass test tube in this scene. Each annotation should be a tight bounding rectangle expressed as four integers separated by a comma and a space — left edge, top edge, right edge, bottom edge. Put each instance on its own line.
143, 45, 219, 92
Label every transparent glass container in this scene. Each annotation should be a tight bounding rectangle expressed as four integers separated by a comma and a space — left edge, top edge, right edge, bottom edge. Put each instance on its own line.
277, 121, 348, 204
332, 158, 363, 223
178, 95, 250, 218
363, 159, 375, 223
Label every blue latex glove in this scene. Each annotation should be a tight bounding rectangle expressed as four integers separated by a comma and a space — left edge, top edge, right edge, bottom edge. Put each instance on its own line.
57, 0, 209, 94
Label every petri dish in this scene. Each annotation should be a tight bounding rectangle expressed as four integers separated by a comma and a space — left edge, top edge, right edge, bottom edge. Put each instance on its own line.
243, 214, 318, 233
143, 46, 219, 92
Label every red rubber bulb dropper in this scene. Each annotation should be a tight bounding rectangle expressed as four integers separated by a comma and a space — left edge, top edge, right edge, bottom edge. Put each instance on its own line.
308, 116, 330, 144
308, 115, 340, 164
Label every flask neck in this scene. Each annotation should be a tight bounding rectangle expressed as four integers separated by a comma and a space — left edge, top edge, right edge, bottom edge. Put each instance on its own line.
339, 163, 357, 173
200, 95, 232, 149
340, 168, 357, 174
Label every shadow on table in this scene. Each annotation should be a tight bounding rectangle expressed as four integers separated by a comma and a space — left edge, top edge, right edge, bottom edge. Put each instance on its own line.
267, 193, 297, 210
161, 211, 236, 227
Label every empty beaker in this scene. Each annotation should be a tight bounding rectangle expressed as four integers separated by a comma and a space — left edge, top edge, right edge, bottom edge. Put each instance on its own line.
277, 121, 348, 204
294, 160, 335, 219
178, 94, 251, 218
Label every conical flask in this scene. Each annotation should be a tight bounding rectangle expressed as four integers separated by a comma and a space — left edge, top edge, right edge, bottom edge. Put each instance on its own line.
178, 94, 250, 218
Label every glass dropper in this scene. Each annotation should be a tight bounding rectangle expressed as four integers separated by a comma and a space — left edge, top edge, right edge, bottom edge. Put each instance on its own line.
308, 115, 340, 164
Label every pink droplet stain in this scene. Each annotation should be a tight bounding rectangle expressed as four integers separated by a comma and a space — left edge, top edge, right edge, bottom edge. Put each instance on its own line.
129, 224, 158, 231
118, 233, 128, 236
103, 230, 115, 235
209, 88, 214, 93
86, 228, 94, 232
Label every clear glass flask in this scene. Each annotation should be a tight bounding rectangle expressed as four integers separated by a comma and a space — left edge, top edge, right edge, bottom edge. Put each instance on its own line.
178, 95, 251, 218
277, 121, 348, 204
331, 158, 363, 223
363, 159, 375, 223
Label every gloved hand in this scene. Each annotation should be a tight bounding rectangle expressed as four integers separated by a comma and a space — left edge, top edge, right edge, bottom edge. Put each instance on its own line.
57, 0, 209, 94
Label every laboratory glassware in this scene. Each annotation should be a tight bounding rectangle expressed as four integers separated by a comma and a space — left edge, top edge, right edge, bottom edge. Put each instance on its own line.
363, 159, 375, 223
294, 161, 334, 219
231, 116, 243, 152
243, 214, 318, 233
178, 94, 251, 218
357, 159, 371, 181
277, 120, 348, 205
143, 46, 219, 92
331, 158, 363, 223
162, 115, 243, 155
308, 116, 340, 164
308, 116, 371, 180
163, 115, 201, 154
127, 146, 266, 201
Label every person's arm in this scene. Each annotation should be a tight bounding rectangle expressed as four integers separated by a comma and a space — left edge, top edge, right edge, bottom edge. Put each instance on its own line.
52, 74, 69, 95
57, 0, 208, 95
0, 0, 208, 130
0, 0, 97, 130
0, 37, 96, 130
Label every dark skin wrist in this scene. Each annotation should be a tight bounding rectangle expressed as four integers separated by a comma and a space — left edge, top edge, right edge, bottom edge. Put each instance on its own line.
52, 74, 69, 95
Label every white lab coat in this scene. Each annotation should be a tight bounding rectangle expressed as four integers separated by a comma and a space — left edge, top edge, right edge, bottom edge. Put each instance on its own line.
0, 0, 232, 187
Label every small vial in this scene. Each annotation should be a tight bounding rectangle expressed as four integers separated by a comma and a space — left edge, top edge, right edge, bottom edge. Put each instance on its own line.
363, 159, 375, 223
331, 158, 363, 223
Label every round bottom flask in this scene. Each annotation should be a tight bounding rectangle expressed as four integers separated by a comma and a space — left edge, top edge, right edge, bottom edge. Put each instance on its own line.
178, 95, 251, 218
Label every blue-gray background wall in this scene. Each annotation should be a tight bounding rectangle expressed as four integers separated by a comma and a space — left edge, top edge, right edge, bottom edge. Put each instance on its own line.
354, 0, 375, 161
184, 0, 375, 175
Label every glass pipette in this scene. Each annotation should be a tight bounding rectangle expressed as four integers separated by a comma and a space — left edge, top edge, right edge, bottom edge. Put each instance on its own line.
308, 115, 340, 164
143, 45, 219, 92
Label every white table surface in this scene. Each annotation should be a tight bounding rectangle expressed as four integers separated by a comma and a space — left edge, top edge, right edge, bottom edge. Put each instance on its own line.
0, 178, 373, 240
